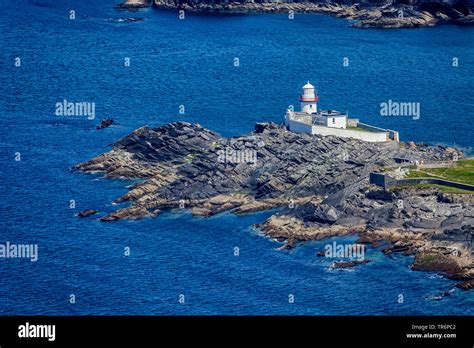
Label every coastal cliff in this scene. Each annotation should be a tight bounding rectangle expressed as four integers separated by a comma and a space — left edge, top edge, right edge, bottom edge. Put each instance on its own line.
75, 122, 473, 288
117, 0, 474, 28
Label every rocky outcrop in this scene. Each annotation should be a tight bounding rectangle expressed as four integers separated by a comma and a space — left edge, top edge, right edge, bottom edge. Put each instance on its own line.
138, 0, 474, 29
115, 0, 152, 10
77, 209, 98, 218
114, 0, 474, 27
96, 118, 114, 130
456, 279, 474, 290
100, 204, 158, 221
352, 10, 438, 29
412, 251, 466, 276
332, 260, 371, 268
75, 121, 472, 287
77, 121, 462, 218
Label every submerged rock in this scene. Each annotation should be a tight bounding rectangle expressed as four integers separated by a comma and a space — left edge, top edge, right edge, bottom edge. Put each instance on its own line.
332, 260, 371, 268
456, 279, 474, 290
96, 118, 114, 130
77, 209, 98, 218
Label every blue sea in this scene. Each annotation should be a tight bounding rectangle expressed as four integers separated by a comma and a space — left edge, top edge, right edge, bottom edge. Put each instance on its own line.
0, 0, 473, 315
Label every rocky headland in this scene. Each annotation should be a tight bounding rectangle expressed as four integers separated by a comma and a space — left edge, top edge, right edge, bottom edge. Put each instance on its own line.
117, 0, 474, 29
75, 121, 473, 289
115, 0, 153, 10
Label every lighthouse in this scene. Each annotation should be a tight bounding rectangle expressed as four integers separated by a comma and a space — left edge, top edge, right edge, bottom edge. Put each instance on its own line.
285, 81, 399, 142
300, 81, 318, 114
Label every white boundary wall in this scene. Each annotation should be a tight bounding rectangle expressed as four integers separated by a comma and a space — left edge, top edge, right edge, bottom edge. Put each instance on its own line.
288, 118, 313, 134
288, 119, 389, 142
311, 125, 388, 142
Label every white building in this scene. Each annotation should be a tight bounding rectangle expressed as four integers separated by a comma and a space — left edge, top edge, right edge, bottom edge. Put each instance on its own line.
285, 82, 399, 143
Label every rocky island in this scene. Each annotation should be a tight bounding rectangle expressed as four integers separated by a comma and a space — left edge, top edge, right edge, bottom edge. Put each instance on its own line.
117, 0, 474, 29
75, 121, 474, 290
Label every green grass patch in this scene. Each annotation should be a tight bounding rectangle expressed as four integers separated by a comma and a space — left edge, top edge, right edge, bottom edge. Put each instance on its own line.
406, 159, 474, 185
405, 170, 438, 179
185, 153, 198, 162
347, 126, 374, 133
390, 183, 473, 194
418, 253, 439, 266
232, 190, 251, 196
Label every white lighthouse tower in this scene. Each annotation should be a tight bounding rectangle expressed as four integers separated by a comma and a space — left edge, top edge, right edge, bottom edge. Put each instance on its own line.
300, 81, 318, 114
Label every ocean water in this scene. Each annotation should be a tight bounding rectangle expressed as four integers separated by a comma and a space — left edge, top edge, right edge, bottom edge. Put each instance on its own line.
0, 0, 473, 315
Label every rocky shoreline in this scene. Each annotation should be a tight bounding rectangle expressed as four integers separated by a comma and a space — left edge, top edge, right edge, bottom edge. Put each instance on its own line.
75, 121, 473, 289
117, 0, 474, 29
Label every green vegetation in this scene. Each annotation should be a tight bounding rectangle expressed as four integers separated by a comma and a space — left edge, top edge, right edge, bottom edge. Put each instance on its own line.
347, 126, 374, 133
406, 159, 474, 185
232, 190, 251, 196
185, 153, 198, 162
390, 183, 473, 194
417, 253, 439, 266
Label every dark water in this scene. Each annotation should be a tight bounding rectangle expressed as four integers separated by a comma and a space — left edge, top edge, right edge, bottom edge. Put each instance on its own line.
0, 0, 473, 315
